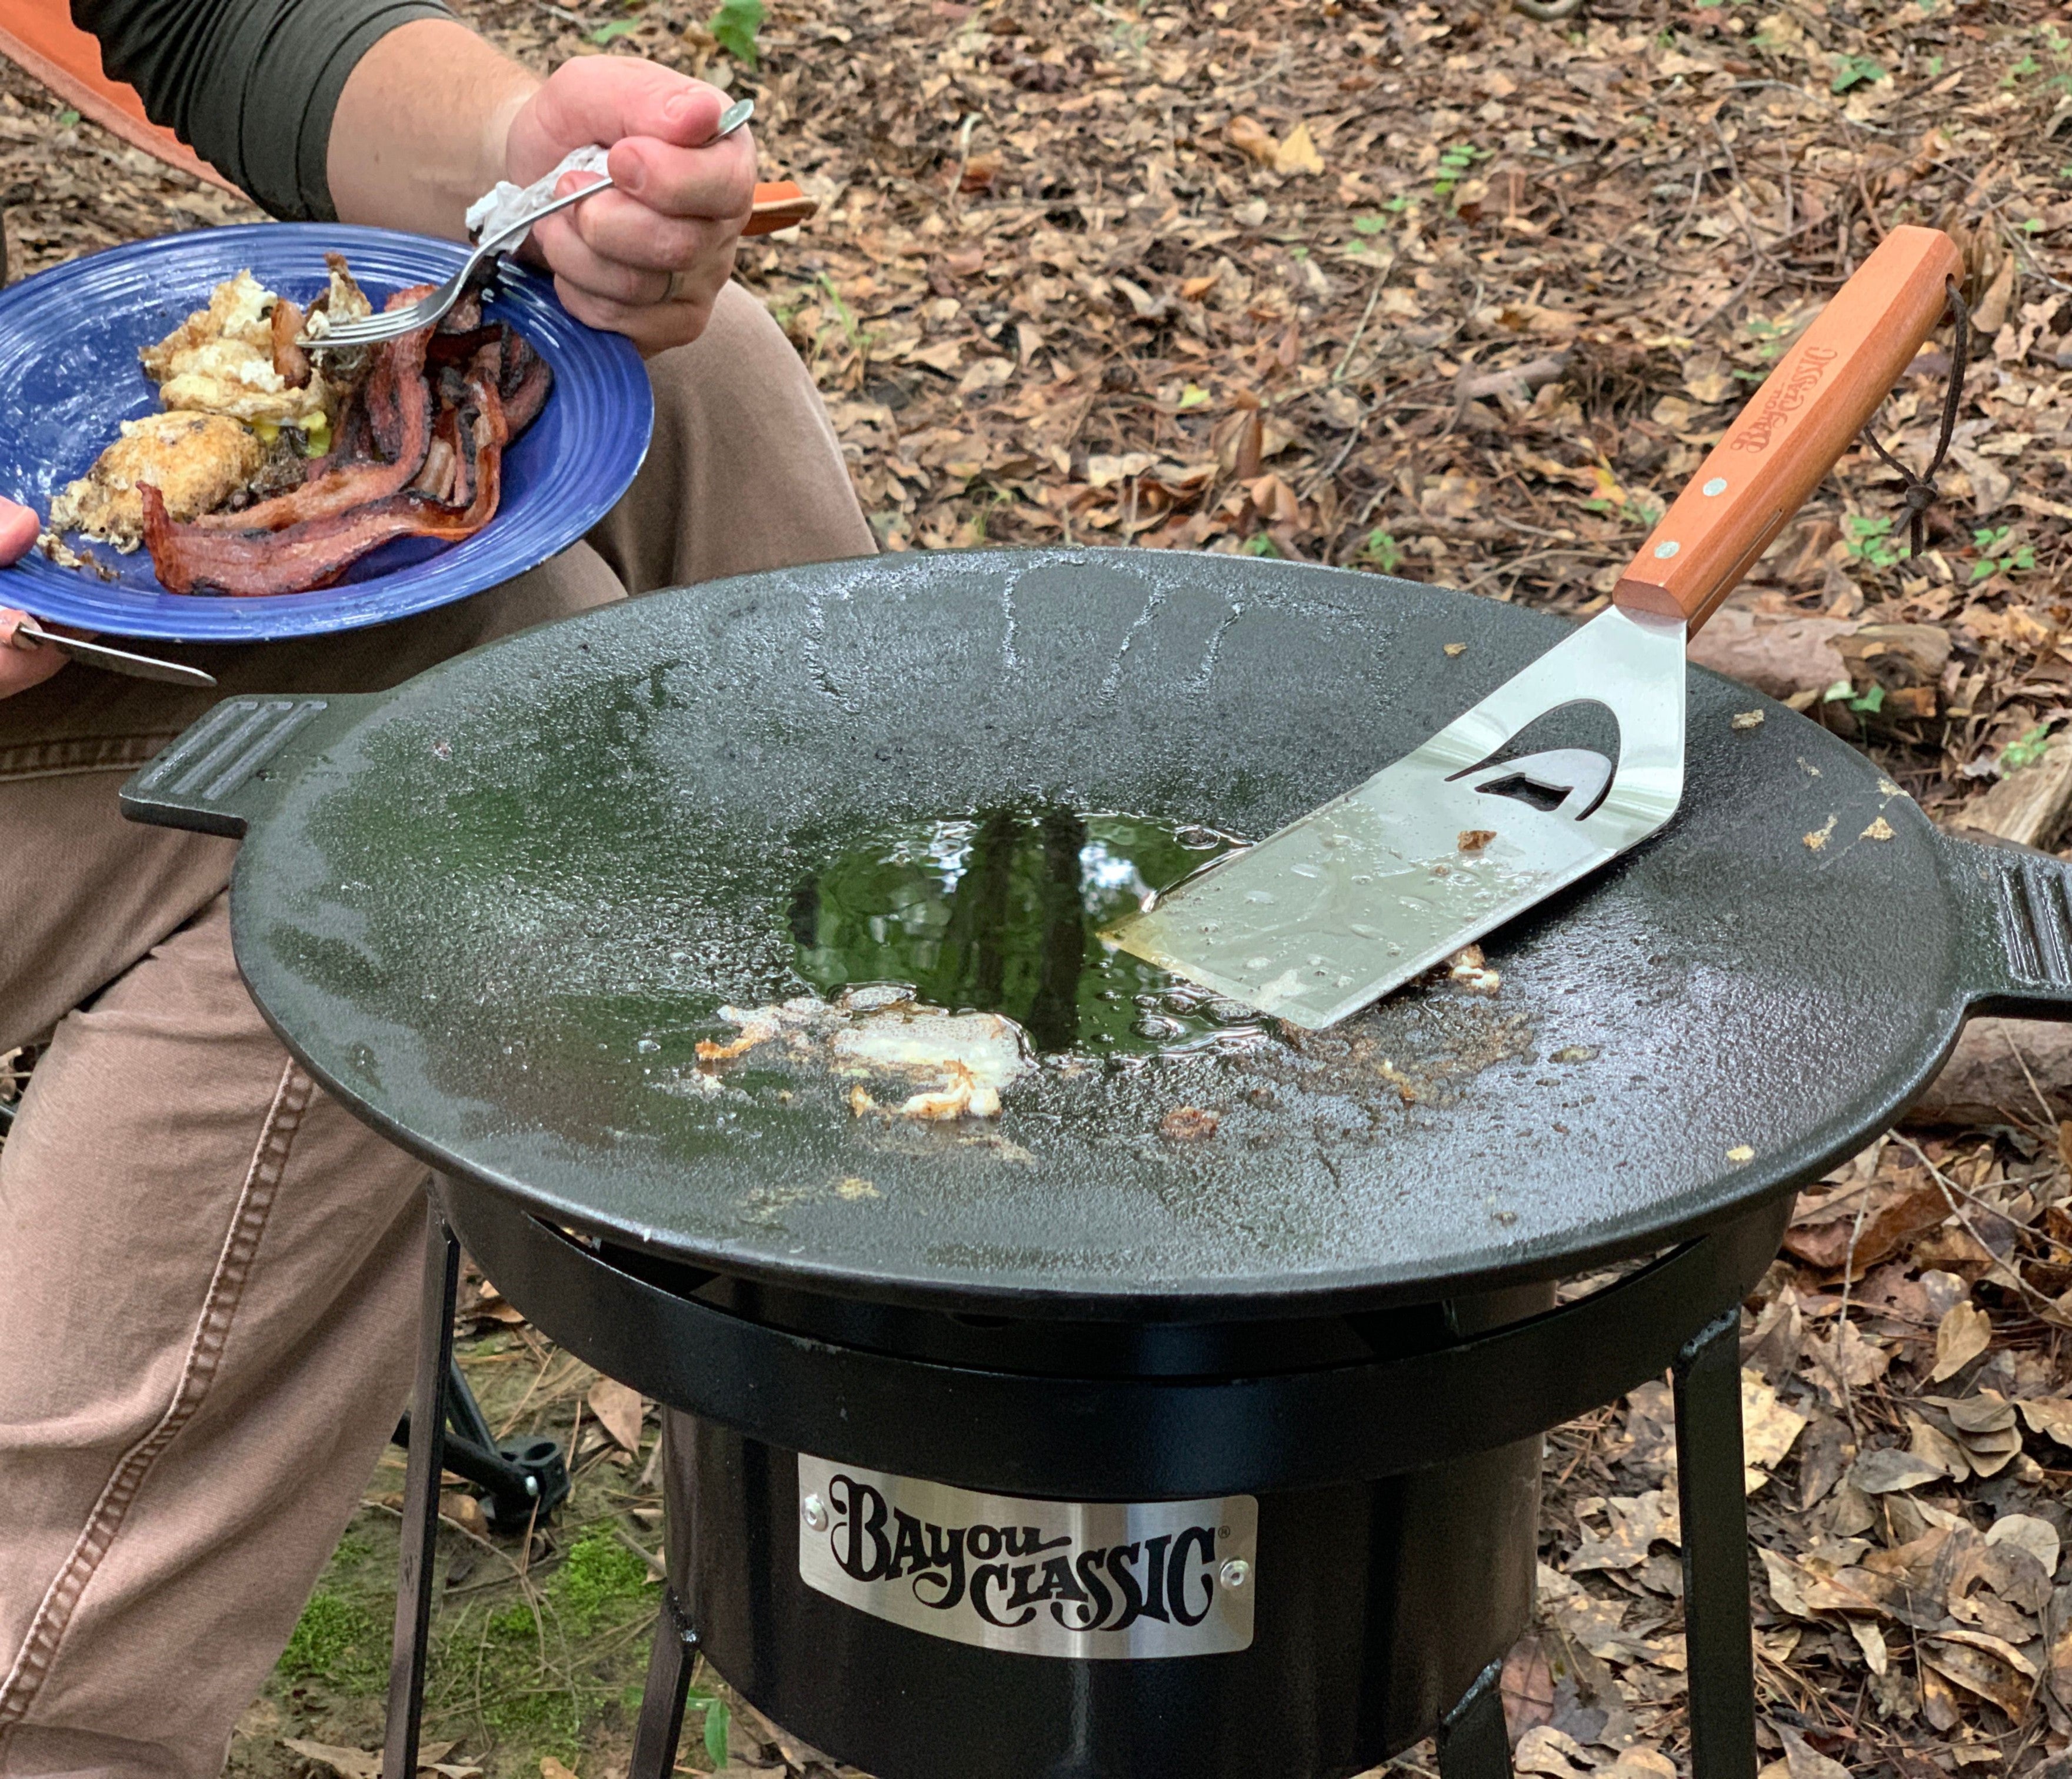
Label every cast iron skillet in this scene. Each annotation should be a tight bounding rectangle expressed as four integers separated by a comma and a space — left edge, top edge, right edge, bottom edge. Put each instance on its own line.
122, 549, 2072, 1318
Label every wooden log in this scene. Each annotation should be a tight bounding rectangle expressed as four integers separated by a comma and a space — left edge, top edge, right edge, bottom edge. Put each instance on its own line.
1914, 744, 2072, 1129
1952, 733, 2072, 851
1907, 1017, 2072, 1128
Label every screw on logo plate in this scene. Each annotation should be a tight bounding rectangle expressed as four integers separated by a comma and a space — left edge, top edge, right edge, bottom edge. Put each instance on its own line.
802, 1494, 829, 1531
1219, 1559, 1250, 1590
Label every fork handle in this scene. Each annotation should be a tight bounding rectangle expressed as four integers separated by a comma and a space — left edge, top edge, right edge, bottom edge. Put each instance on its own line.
478, 172, 617, 254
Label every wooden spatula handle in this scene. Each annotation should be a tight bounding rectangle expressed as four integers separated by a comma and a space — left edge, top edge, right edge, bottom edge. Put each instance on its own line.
1613, 224, 1962, 635
744, 182, 817, 236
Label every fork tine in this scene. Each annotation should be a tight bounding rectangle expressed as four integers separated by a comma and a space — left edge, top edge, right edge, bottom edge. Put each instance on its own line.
304, 305, 431, 347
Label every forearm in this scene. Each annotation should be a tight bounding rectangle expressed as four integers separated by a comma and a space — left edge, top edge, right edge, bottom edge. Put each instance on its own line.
326, 20, 540, 242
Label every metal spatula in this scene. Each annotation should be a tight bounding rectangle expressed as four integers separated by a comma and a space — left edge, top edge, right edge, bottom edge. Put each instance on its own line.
1109, 225, 1963, 1029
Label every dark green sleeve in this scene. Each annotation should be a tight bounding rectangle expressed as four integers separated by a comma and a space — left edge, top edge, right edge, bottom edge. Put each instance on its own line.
73, 0, 457, 221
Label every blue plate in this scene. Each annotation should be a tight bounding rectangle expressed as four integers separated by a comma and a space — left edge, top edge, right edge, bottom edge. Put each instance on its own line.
0, 223, 652, 641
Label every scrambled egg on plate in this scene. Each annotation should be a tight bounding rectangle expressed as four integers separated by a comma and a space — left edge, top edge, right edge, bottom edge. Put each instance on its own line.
139, 268, 352, 427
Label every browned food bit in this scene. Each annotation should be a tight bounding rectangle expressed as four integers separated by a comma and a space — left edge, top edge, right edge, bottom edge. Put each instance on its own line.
269, 297, 311, 390
1445, 943, 1501, 994
1159, 1106, 1221, 1141
1458, 828, 1497, 853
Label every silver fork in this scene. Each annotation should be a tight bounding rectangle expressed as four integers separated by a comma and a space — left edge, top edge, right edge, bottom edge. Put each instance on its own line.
305, 96, 754, 349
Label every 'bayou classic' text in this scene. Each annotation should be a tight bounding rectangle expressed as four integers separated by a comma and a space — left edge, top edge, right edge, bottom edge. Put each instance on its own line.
822, 1470, 1219, 1634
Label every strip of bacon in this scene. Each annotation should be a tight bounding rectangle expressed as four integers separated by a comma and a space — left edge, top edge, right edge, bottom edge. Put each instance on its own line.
143, 351, 507, 597
185, 286, 438, 534
500, 330, 553, 435
270, 298, 311, 390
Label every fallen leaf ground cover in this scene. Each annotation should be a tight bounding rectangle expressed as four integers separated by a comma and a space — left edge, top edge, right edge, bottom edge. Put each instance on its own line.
8, 0, 2072, 1775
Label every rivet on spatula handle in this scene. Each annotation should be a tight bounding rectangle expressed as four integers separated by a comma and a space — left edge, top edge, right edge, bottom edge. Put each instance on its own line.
1613, 224, 1963, 637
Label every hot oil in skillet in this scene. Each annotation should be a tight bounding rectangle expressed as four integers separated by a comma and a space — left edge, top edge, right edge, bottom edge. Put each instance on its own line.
789, 809, 1270, 1057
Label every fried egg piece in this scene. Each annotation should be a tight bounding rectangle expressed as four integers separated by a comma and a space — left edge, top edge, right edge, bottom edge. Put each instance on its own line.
48, 411, 266, 552
698, 994, 1033, 1121
141, 269, 329, 426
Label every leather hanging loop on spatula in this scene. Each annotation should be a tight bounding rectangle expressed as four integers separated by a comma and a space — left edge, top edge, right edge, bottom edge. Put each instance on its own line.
1857, 279, 1970, 558
1107, 225, 1966, 1031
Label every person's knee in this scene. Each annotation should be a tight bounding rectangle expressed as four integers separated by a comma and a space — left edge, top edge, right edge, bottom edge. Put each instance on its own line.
647, 281, 815, 433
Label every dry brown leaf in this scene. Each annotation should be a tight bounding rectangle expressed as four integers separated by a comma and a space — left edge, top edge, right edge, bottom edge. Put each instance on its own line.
1783, 1179, 1948, 1276
1921, 1658, 1964, 1732
1779, 1726, 1851, 1779
1600, 1753, 1676, 1779
1809, 1319, 1889, 1394
1225, 116, 1277, 167
1274, 121, 1325, 177
1514, 1726, 1593, 1779
1500, 1633, 1558, 1740
2016, 1396, 2072, 1446
587, 1377, 645, 1452
541, 1760, 579, 1779
1568, 1491, 1680, 1573
1930, 1300, 1993, 1382
1972, 254, 2017, 335
1759, 1546, 1817, 1619
1907, 1412, 1972, 1482
1741, 1370, 1807, 1492
2050, 1619, 2072, 1715
439, 1491, 487, 1537
1984, 1512, 2061, 1577
1927, 1630, 2036, 1717
1851, 1447, 1948, 1494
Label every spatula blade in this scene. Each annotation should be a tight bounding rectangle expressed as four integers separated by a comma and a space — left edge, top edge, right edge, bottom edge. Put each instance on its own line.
1107, 606, 1687, 1028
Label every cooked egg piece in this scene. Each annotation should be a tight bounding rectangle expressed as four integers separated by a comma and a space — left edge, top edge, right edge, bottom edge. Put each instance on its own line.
142, 269, 329, 426
48, 411, 266, 552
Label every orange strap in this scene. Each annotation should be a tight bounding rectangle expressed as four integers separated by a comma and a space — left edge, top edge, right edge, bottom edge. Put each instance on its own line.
0, 1, 241, 194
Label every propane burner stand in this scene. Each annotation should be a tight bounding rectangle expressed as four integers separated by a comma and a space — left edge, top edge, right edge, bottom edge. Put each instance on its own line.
121, 550, 2072, 1778
381, 1177, 1784, 1779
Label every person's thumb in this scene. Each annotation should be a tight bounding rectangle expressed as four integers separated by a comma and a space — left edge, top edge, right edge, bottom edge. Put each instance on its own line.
0, 497, 38, 566
537, 59, 721, 157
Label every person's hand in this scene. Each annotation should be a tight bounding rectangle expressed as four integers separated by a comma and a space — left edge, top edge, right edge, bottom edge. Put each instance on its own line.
0, 498, 66, 699
502, 61, 755, 357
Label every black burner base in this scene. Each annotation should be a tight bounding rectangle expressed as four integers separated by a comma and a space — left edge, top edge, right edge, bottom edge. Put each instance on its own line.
662, 1415, 1540, 1779
384, 1181, 1787, 1779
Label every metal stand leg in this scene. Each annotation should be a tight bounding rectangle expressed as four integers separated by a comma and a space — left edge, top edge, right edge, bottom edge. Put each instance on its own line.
628, 1588, 700, 1779
1674, 1308, 1757, 1779
384, 1197, 461, 1779
1437, 1658, 1511, 1779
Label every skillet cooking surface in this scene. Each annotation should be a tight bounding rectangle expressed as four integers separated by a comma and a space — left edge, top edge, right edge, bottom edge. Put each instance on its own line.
196, 550, 2014, 1315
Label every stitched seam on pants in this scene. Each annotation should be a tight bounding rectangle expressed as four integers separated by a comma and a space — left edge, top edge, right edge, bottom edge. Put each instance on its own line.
0, 735, 181, 784
0, 1060, 317, 1727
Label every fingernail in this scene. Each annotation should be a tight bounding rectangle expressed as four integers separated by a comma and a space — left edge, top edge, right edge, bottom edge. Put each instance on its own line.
617, 155, 645, 195
665, 91, 699, 126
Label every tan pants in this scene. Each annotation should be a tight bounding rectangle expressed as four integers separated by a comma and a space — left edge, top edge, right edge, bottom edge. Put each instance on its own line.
0, 282, 873, 1779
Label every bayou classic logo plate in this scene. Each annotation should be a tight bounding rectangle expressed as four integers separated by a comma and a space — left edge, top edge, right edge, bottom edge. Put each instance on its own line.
795, 1454, 1258, 1660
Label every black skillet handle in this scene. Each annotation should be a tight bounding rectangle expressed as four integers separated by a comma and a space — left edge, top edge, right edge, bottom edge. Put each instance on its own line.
119, 693, 374, 839
1944, 828, 2072, 1020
